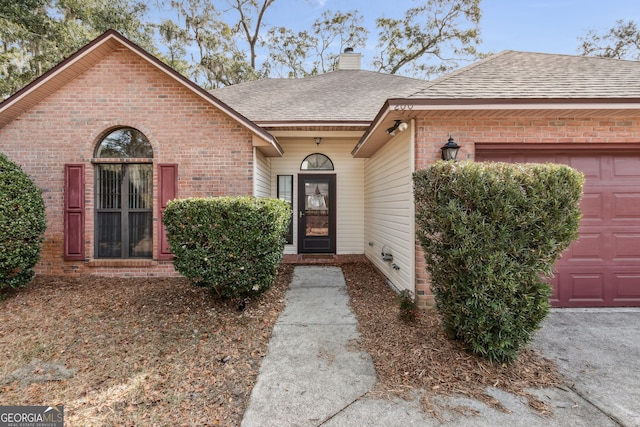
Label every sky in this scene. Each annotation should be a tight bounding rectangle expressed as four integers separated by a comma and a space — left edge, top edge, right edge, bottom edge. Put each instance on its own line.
260, 0, 638, 59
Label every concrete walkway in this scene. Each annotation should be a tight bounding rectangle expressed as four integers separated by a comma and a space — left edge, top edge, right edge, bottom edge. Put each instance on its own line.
242, 266, 640, 426
241, 266, 379, 426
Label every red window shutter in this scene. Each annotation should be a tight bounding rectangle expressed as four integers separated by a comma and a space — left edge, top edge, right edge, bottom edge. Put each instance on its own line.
64, 164, 85, 260
158, 164, 178, 260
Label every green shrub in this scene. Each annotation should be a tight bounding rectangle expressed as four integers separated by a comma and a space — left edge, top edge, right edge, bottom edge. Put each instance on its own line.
414, 161, 583, 363
397, 289, 418, 323
0, 153, 47, 290
163, 196, 291, 299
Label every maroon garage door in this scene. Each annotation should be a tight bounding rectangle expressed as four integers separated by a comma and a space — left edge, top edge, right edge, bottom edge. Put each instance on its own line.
476, 146, 640, 307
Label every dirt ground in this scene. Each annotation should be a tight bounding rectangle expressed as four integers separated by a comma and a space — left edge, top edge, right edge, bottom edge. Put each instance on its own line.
0, 261, 561, 425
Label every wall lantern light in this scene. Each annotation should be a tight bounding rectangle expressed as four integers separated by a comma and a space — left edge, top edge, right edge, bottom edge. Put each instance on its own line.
441, 136, 460, 161
386, 120, 408, 136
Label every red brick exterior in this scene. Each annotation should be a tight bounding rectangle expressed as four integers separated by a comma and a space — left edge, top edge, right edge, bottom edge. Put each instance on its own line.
0, 46, 255, 277
413, 114, 640, 307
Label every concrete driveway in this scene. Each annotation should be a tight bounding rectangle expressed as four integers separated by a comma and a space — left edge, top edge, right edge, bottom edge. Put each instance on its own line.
533, 308, 640, 426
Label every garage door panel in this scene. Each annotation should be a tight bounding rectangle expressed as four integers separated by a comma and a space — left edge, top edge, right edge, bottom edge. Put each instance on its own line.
613, 156, 640, 177
567, 233, 605, 261
613, 233, 640, 260
580, 193, 604, 221
613, 193, 640, 219
551, 267, 607, 306
613, 271, 640, 301
570, 156, 603, 178
477, 148, 640, 307
568, 272, 605, 301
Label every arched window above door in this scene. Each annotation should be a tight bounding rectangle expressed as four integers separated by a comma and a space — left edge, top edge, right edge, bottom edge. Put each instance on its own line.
301, 153, 334, 171
95, 127, 153, 158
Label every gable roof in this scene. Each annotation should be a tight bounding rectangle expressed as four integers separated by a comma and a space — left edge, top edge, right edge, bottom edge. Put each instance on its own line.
212, 70, 426, 124
0, 30, 283, 156
408, 50, 640, 99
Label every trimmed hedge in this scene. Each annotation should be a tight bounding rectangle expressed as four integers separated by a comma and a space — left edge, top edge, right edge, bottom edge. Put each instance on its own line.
414, 161, 583, 363
0, 153, 47, 290
163, 196, 291, 299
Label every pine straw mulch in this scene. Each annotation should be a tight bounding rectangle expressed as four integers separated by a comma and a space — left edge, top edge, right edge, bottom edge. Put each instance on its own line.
341, 261, 564, 419
0, 264, 292, 426
0, 260, 562, 425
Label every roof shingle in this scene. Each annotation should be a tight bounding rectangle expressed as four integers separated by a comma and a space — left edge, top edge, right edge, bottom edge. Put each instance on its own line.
409, 50, 640, 100
212, 69, 426, 122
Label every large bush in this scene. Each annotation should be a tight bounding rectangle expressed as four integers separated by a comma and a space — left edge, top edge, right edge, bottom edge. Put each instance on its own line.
0, 153, 47, 290
163, 196, 291, 299
414, 161, 583, 363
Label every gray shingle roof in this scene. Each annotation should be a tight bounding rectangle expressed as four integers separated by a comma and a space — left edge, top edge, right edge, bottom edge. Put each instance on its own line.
211, 70, 426, 122
212, 51, 640, 125
409, 50, 640, 99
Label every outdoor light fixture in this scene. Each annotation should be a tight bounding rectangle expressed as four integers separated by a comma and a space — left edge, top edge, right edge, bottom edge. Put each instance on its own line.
441, 136, 460, 161
386, 120, 408, 136
314, 137, 322, 146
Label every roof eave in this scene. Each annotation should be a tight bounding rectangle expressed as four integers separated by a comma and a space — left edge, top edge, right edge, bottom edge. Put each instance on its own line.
256, 120, 371, 128
352, 97, 640, 158
392, 97, 640, 110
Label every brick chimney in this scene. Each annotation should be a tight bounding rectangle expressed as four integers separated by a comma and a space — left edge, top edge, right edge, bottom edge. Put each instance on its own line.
338, 47, 361, 70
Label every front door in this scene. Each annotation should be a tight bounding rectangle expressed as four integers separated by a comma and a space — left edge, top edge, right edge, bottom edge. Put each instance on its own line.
298, 174, 336, 253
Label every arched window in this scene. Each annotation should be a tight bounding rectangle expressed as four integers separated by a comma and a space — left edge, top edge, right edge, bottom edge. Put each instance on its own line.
95, 127, 153, 158
300, 153, 334, 171
94, 128, 153, 258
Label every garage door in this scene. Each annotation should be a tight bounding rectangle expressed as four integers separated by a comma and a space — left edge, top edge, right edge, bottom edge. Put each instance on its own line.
476, 146, 640, 307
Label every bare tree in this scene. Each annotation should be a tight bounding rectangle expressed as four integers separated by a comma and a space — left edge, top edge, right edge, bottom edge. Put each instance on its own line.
311, 10, 368, 73
373, 0, 481, 78
228, 0, 274, 69
578, 19, 640, 60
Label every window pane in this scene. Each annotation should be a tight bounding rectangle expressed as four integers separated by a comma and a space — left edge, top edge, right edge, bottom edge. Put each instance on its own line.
277, 175, 293, 244
95, 163, 153, 259
128, 164, 153, 209
97, 212, 121, 258
129, 212, 153, 258
96, 128, 153, 158
96, 165, 122, 209
301, 153, 334, 170
305, 182, 329, 237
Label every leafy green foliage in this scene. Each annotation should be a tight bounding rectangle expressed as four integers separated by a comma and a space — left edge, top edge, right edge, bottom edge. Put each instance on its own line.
163, 196, 291, 299
3, 0, 483, 95
0, 0, 155, 99
414, 161, 583, 363
0, 152, 47, 290
397, 289, 418, 323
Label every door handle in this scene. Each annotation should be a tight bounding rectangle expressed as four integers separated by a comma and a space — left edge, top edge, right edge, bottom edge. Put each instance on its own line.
299, 210, 304, 218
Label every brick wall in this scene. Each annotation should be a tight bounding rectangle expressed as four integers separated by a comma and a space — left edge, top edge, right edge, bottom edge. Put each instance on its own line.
0, 46, 255, 277
413, 113, 640, 306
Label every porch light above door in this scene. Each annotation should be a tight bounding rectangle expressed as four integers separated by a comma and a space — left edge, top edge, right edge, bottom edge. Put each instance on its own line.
441, 136, 460, 161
